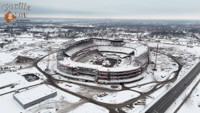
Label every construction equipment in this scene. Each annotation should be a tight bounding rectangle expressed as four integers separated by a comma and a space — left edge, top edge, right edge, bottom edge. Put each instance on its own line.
45, 47, 53, 71
153, 44, 159, 71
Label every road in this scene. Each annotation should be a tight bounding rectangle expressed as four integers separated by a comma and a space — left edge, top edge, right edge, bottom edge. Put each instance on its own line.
174, 78, 200, 113
145, 61, 200, 113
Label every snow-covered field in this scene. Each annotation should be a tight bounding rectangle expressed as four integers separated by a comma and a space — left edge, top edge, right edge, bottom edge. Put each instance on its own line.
93, 90, 140, 104
69, 103, 109, 113
0, 52, 16, 65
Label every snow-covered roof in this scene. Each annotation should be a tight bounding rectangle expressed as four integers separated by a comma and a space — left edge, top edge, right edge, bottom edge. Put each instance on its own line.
74, 37, 88, 41
125, 43, 148, 57
134, 45, 149, 57
97, 46, 134, 54
13, 85, 56, 105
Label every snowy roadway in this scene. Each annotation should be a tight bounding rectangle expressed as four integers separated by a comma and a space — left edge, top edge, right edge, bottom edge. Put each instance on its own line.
144, 60, 200, 113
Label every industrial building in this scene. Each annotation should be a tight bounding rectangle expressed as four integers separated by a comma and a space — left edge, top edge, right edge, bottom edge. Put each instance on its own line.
13, 85, 57, 109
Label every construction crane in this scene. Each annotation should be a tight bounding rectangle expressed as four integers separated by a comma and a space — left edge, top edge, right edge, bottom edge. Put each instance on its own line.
152, 44, 159, 71
45, 47, 53, 71
94, 70, 99, 84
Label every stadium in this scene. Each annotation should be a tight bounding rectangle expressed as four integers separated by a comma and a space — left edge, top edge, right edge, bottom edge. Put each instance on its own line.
55, 37, 149, 84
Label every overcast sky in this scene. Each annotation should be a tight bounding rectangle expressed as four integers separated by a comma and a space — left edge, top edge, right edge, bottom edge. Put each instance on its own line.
0, 0, 200, 19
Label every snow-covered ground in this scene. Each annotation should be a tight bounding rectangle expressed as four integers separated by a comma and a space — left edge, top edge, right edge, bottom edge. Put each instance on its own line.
69, 103, 109, 113
166, 73, 200, 113
0, 67, 46, 94
177, 81, 200, 113
0, 52, 16, 65
93, 90, 140, 104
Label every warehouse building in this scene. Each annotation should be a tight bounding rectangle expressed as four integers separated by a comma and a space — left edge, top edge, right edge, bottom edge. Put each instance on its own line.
13, 85, 57, 109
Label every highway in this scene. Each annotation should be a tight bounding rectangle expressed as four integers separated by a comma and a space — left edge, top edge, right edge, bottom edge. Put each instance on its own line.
145, 61, 200, 113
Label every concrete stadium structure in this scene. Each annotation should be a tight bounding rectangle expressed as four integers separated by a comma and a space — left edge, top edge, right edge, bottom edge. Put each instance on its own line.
56, 37, 149, 84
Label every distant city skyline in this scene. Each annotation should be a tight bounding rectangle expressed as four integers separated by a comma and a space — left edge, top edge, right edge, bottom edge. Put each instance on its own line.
0, 0, 200, 19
